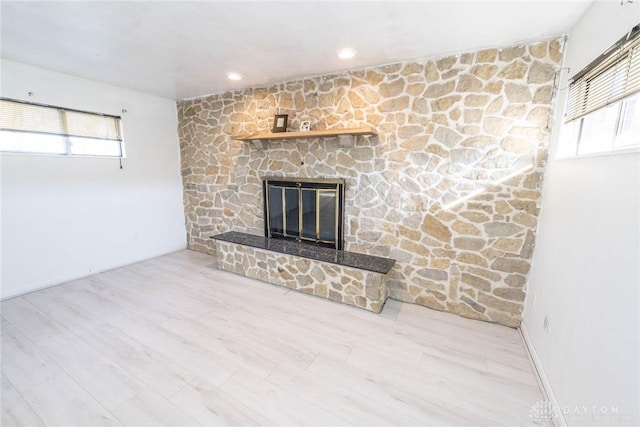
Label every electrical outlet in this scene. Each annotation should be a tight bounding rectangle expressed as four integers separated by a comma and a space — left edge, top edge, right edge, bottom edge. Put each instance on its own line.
543, 315, 550, 333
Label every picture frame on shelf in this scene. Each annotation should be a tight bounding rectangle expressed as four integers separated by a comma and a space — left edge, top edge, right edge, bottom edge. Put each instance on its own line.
300, 120, 311, 132
272, 114, 288, 133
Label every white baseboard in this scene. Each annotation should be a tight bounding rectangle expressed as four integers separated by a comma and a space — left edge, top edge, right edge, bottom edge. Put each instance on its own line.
519, 323, 567, 427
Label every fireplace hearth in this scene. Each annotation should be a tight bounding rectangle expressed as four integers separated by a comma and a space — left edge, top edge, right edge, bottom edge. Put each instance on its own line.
212, 177, 393, 312
263, 177, 345, 250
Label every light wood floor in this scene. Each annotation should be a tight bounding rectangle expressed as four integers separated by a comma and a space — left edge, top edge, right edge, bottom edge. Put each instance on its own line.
1, 249, 542, 426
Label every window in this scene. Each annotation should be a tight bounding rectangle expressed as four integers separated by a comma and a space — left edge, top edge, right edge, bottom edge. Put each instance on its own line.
0, 98, 124, 157
559, 25, 640, 157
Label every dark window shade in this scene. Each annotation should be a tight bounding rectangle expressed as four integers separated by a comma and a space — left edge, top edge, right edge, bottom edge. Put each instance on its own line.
0, 98, 122, 141
565, 25, 640, 123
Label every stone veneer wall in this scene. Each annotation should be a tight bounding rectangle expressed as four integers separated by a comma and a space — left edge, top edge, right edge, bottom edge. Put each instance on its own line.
177, 39, 563, 327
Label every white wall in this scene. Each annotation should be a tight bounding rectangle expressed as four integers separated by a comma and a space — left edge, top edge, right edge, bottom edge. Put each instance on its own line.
524, 2, 640, 425
0, 60, 186, 299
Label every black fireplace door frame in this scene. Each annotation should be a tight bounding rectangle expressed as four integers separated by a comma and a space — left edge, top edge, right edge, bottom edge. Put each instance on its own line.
263, 177, 345, 250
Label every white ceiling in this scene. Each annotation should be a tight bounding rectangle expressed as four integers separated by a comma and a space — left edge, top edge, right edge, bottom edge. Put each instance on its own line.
0, 1, 592, 100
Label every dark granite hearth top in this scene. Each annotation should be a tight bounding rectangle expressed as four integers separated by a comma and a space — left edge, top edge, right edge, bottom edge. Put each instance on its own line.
211, 231, 395, 274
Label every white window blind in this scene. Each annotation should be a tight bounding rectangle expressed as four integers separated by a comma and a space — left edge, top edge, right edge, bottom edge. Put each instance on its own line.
0, 98, 122, 141
565, 25, 640, 123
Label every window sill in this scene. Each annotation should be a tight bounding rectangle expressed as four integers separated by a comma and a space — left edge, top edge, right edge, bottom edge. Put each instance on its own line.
0, 151, 125, 160
555, 146, 640, 161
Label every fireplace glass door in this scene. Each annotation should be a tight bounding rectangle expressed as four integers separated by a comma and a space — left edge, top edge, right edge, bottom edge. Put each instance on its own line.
263, 178, 344, 250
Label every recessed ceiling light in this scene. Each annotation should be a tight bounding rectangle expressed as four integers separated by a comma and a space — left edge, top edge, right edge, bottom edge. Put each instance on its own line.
337, 48, 357, 59
226, 72, 243, 81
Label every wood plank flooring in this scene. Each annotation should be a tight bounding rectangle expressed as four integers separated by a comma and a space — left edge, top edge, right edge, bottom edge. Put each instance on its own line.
1, 249, 542, 426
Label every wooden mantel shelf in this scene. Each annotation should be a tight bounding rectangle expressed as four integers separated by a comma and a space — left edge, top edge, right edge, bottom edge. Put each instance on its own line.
232, 126, 376, 149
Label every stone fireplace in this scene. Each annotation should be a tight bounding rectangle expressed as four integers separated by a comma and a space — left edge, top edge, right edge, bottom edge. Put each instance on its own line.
177, 38, 563, 327
213, 176, 394, 313
263, 177, 345, 250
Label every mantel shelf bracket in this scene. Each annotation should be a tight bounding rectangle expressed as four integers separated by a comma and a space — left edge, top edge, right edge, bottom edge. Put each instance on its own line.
252, 139, 268, 149
337, 134, 355, 148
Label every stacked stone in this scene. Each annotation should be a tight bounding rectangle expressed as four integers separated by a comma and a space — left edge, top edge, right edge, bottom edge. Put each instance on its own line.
216, 241, 389, 313
177, 39, 563, 327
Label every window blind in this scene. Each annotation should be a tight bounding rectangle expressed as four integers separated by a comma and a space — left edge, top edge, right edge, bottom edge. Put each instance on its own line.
0, 98, 122, 141
565, 24, 640, 123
